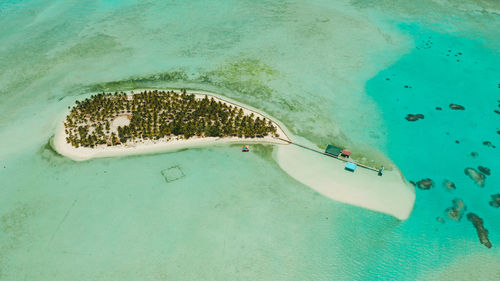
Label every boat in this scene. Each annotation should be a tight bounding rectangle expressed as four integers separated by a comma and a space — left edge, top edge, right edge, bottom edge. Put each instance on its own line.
242, 145, 250, 152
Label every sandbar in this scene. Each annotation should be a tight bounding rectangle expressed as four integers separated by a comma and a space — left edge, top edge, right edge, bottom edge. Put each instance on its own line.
274, 136, 415, 220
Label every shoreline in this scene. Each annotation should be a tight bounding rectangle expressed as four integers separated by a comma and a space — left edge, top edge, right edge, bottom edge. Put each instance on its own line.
54, 89, 291, 161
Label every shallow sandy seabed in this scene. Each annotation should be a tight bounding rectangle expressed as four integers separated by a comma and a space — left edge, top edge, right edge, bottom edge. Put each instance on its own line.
422, 252, 500, 281
4, 0, 497, 278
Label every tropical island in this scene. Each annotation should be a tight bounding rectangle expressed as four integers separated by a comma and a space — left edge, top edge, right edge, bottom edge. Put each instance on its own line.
54, 89, 290, 161
53, 88, 415, 220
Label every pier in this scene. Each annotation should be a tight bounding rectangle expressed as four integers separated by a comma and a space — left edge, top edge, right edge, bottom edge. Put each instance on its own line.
277, 138, 382, 174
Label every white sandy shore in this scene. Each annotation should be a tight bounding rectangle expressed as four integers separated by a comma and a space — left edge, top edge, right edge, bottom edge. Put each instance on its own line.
274, 136, 415, 220
54, 89, 290, 161
54, 88, 415, 220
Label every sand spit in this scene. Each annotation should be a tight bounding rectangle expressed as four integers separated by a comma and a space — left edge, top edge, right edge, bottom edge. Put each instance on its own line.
274, 137, 415, 220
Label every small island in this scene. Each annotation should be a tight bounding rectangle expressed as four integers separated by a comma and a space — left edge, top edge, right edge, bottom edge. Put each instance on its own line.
54, 89, 290, 160
54, 89, 415, 221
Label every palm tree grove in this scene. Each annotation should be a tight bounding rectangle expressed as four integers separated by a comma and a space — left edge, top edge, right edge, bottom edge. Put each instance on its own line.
64, 89, 279, 148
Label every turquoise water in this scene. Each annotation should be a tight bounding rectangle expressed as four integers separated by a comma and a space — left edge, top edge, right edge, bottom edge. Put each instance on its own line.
364, 23, 500, 279
1, 1, 499, 280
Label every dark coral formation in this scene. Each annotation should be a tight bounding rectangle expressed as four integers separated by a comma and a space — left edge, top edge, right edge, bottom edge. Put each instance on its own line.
449, 104, 465, 110
478, 166, 491, 176
445, 198, 467, 221
495, 110, 500, 115
467, 213, 492, 248
470, 152, 479, 158
442, 179, 456, 190
405, 114, 424, 121
489, 194, 500, 208
482, 141, 496, 148
464, 168, 486, 187
416, 178, 434, 190
435, 106, 442, 110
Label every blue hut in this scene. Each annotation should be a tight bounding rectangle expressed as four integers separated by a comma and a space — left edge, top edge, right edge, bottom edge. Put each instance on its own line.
345, 162, 357, 172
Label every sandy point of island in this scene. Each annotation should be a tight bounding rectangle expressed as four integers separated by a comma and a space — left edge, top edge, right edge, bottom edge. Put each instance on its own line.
53, 89, 415, 220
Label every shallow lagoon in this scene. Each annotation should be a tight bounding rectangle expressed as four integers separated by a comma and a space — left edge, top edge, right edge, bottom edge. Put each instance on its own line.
1, 0, 499, 280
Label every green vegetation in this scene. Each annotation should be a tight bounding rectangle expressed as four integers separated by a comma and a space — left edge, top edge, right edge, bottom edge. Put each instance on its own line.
88, 59, 276, 99
88, 71, 188, 92
64, 89, 278, 148
197, 58, 276, 99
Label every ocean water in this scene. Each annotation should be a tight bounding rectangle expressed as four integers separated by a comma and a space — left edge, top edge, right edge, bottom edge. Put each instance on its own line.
0, 0, 499, 280
364, 23, 500, 280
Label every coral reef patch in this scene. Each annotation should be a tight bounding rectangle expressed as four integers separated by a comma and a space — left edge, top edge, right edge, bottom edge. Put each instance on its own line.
482, 141, 496, 148
467, 213, 492, 248
449, 104, 465, 110
442, 179, 456, 190
478, 166, 491, 176
436, 217, 445, 224
444, 198, 467, 221
489, 194, 500, 208
405, 114, 424, 121
416, 178, 434, 190
464, 168, 486, 187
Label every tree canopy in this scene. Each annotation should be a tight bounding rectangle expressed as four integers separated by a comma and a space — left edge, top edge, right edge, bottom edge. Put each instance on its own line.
64, 90, 278, 148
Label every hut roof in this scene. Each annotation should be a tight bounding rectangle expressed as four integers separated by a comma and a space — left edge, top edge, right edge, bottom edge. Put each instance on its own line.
345, 162, 357, 171
325, 144, 342, 156
341, 149, 351, 156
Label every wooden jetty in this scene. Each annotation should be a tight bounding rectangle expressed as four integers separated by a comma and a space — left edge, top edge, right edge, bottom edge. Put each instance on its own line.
277, 138, 383, 174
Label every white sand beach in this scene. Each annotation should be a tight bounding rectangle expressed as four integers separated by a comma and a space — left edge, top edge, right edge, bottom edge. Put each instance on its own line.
274, 137, 415, 220
54, 130, 287, 161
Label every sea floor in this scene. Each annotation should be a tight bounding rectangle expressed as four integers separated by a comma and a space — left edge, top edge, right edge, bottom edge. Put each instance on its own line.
0, 0, 499, 280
